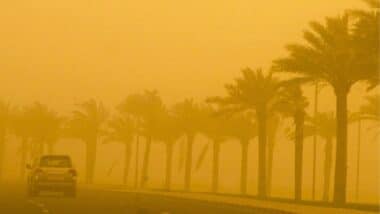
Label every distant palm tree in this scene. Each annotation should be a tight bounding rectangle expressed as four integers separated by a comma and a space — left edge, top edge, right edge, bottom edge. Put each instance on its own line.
11, 104, 60, 178
173, 99, 202, 191
22, 103, 61, 158
352, 94, 380, 201
359, 95, 380, 122
66, 99, 107, 184
275, 84, 308, 201
0, 101, 10, 181
156, 112, 181, 190
305, 112, 336, 201
118, 91, 166, 188
200, 106, 229, 193
104, 114, 135, 185
10, 107, 31, 179
225, 113, 257, 195
209, 68, 280, 198
44, 113, 63, 155
274, 14, 378, 204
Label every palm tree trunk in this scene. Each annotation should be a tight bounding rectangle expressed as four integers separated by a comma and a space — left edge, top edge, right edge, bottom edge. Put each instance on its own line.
323, 138, 333, 201
123, 143, 132, 185
134, 135, 140, 189
355, 119, 361, 202
212, 140, 220, 193
312, 82, 319, 200
141, 136, 152, 188
333, 91, 348, 205
294, 111, 304, 201
266, 137, 275, 196
86, 139, 97, 184
257, 108, 267, 198
0, 133, 5, 181
195, 143, 209, 171
184, 134, 195, 191
165, 142, 174, 190
178, 139, 185, 171
240, 140, 249, 195
20, 137, 28, 179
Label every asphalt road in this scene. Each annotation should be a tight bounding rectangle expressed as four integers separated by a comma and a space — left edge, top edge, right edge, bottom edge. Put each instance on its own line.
0, 183, 293, 214
0, 184, 141, 214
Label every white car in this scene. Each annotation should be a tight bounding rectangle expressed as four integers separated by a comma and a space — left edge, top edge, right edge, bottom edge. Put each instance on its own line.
27, 155, 77, 197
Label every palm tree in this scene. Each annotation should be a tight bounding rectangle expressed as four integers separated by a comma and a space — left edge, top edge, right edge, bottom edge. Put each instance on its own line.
349, 1, 380, 199
172, 99, 202, 191
200, 106, 229, 193
10, 107, 31, 179
22, 103, 61, 158
104, 114, 135, 185
156, 112, 181, 190
66, 99, 107, 184
352, 94, 380, 201
11, 103, 62, 178
350, 0, 379, 89
305, 112, 336, 201
275, 84, 308, 201
44, 112, 63, 155
359, 94, 380, 122
0, 101, 10, 181
273, 14, 378, 204
310, 81, 327, 200
209, 68, 280, 198
118, 91, 166, 188
225, 113, 257, 195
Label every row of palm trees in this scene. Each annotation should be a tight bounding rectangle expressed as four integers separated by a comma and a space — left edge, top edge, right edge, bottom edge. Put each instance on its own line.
0, 88, 377, 201
0, 0, 378, 206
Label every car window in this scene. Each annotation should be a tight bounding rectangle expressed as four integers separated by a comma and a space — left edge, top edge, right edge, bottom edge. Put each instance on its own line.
40, 156, 72, 168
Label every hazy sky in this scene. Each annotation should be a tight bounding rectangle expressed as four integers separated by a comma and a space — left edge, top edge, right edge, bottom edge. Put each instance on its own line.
0, 0, 367, 110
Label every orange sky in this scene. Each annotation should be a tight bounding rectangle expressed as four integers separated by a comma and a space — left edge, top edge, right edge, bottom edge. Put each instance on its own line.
0, 0, 367, 110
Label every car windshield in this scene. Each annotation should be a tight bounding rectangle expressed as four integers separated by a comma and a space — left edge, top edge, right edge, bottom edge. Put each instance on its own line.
40, 156, 72, 168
